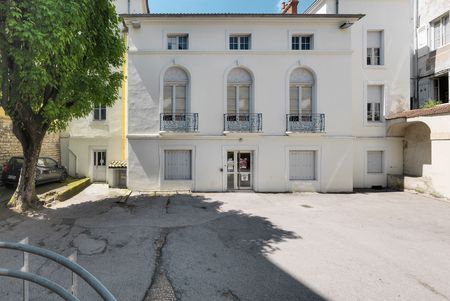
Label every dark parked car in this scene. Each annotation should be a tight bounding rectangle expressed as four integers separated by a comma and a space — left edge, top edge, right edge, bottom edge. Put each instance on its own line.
1, 157, 67, 186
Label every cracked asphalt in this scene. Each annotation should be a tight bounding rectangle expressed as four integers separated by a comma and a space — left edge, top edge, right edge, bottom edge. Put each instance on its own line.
1, 184, 450, 301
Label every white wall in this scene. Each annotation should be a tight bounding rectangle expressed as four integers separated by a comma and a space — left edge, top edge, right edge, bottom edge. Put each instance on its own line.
128, 136, 355, 192
124, 14, 407, 192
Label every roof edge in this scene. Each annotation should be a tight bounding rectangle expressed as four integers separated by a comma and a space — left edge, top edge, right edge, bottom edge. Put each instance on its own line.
120, 13, 365, 20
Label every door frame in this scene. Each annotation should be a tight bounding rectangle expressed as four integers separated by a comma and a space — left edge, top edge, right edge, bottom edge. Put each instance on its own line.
222, 145, 258, 192
92, 148, 107, 183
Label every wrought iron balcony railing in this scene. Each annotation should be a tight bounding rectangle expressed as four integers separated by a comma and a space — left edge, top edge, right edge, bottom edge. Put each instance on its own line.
286, 114, 325, 133
224, 113, 263, 133
160, 113, 199, 132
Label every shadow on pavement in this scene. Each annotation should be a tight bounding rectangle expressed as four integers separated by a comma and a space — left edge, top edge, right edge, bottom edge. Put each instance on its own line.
0, 191, 327, 301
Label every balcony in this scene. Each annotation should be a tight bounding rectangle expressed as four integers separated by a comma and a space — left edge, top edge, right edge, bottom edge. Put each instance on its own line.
224, 113, 262, 133
160, 113, 198, 133
286, 114, 325, 133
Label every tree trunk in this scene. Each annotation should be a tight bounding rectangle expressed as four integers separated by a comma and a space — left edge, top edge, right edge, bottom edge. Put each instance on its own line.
7, 126, 46, 211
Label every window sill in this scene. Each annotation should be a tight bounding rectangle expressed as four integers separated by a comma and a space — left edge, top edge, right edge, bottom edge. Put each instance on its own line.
364, 121, 385, 127
90, 121, 108, 126
286, 131, 326, 136
363, 65, 386, 70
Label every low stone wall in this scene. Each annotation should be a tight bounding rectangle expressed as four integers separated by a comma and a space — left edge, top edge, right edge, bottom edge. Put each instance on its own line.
0, 117, 60, 166
387, 174, 444, 198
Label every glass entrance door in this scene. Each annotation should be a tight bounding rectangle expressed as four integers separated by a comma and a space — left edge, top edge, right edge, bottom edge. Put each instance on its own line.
226, 151, 252, 190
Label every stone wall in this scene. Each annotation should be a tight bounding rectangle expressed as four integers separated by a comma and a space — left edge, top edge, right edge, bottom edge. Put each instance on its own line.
0, 117, 60, 166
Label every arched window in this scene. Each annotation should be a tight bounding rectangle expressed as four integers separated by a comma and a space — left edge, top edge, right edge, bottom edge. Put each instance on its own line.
289, 68, 314, 116
163, 67, 189, 115
227, 68, 252, 115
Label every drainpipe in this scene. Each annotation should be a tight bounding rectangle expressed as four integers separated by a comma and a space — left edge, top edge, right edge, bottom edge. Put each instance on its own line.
414, 0, 419, 109
336, 0, 339, 14
127, 0, 130, 14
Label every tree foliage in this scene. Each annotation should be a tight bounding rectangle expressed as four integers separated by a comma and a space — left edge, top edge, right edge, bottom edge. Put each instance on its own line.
0, 0, 125, 210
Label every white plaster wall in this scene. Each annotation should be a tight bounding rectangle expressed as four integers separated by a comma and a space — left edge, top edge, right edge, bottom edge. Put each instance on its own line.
125, 13, 408, 192
352, 138, 404, 188
127, 136, 354, 192
67, 137, 122, 183
404, 122, 431, 176
337, 0, 412, 137
428, 140, 450, 198
126, 18, 354, 137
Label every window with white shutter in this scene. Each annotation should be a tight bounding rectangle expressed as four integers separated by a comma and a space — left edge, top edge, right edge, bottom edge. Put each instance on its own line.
367, 31, 383, 66
367, 151, 383, 174
367, 85, 383, 122
164, 150, 192, 180
289, 151, 316, 181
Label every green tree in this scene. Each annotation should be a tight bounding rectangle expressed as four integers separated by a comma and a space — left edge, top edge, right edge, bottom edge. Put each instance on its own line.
0, 0, 125, 210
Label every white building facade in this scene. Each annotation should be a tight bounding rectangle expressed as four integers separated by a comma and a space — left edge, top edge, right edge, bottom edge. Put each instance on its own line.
123, 0, 411, 192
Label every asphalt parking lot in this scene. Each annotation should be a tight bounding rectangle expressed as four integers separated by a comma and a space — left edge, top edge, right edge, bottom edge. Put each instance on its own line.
0, 184, 449, 301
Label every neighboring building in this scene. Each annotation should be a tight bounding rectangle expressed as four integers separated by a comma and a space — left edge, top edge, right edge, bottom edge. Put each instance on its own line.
59, 0, 149, 186
121, 0, 411, 192
387, 103, 450, 198
412, 0, 449, 108
0, 109, 60, 169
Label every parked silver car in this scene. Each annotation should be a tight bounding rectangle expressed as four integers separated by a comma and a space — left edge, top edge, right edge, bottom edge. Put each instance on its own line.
1, 157, 67, 186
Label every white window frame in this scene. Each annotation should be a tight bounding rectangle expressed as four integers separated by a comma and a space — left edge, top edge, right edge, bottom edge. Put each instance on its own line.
227, 84, 251, 114
228, 34, 252, 50
431, 14, 449, 50
163, 82, 188, 115
366, 150, 384, 175
363, 28, 386, 68
363, 81, 387, 127
167, 34, 189, 50
292, 35, 314, 50
161, 147, 195, 182
289, 84, 313, 115
93, 105, 107, 121
285, 146, 321, 184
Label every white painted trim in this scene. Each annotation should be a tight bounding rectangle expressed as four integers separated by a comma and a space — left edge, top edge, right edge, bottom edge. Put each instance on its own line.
362, 26, 387, 68
285, 145, 322, 192
223, 63, 256, 116
363, 147, 387, 188
285, 63, 318, 119
162, 30, 192, 51
129, 49, 353, 55
159, 63, 192, 117
363, 80, 388, 127
287, 30, 317, 50
159, 145, 196, 190
221, 145, 259, 192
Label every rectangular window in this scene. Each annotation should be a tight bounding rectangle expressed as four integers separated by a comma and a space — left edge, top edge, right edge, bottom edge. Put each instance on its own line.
367, 151, 383, 174
367, 85, 383, 122
229, 35, 251, 50
163, 84, 187, 114
292, 35, 313, 50
164, 150, 192, 180
93, 105, 106, 121
167, 34, 189, 50
289, 151, 316, 181
432, 15, 449, 49
367, 31, 383, 66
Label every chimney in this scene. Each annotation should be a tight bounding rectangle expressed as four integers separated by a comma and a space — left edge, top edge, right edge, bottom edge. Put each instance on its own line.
281, 0, 299, 15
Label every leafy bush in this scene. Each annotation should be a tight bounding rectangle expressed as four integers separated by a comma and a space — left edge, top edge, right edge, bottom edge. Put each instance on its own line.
421, 99, 442, 109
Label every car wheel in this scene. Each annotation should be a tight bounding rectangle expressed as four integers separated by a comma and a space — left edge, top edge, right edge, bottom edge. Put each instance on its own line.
59, 172, 68, 183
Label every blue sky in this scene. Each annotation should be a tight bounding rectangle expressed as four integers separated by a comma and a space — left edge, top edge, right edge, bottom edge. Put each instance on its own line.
148, 0, 315, 14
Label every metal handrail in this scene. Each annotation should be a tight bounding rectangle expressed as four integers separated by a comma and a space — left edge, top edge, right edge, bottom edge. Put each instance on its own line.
0, 241, 117, 301
0, 268, 80, 301
286, 113, 325, 133
224, 113, 263, 132
160, 113, 199, 132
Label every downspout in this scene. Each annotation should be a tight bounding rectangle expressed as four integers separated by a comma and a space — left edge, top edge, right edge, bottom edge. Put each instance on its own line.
336, 0, 339, 14
414, 0, 419, 109
121, 28, 128, 161
127, 0, 130, 14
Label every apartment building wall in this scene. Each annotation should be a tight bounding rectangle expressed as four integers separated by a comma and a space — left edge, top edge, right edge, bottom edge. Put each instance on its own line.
124, 14, 404, 192
414, 0, 449, 107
